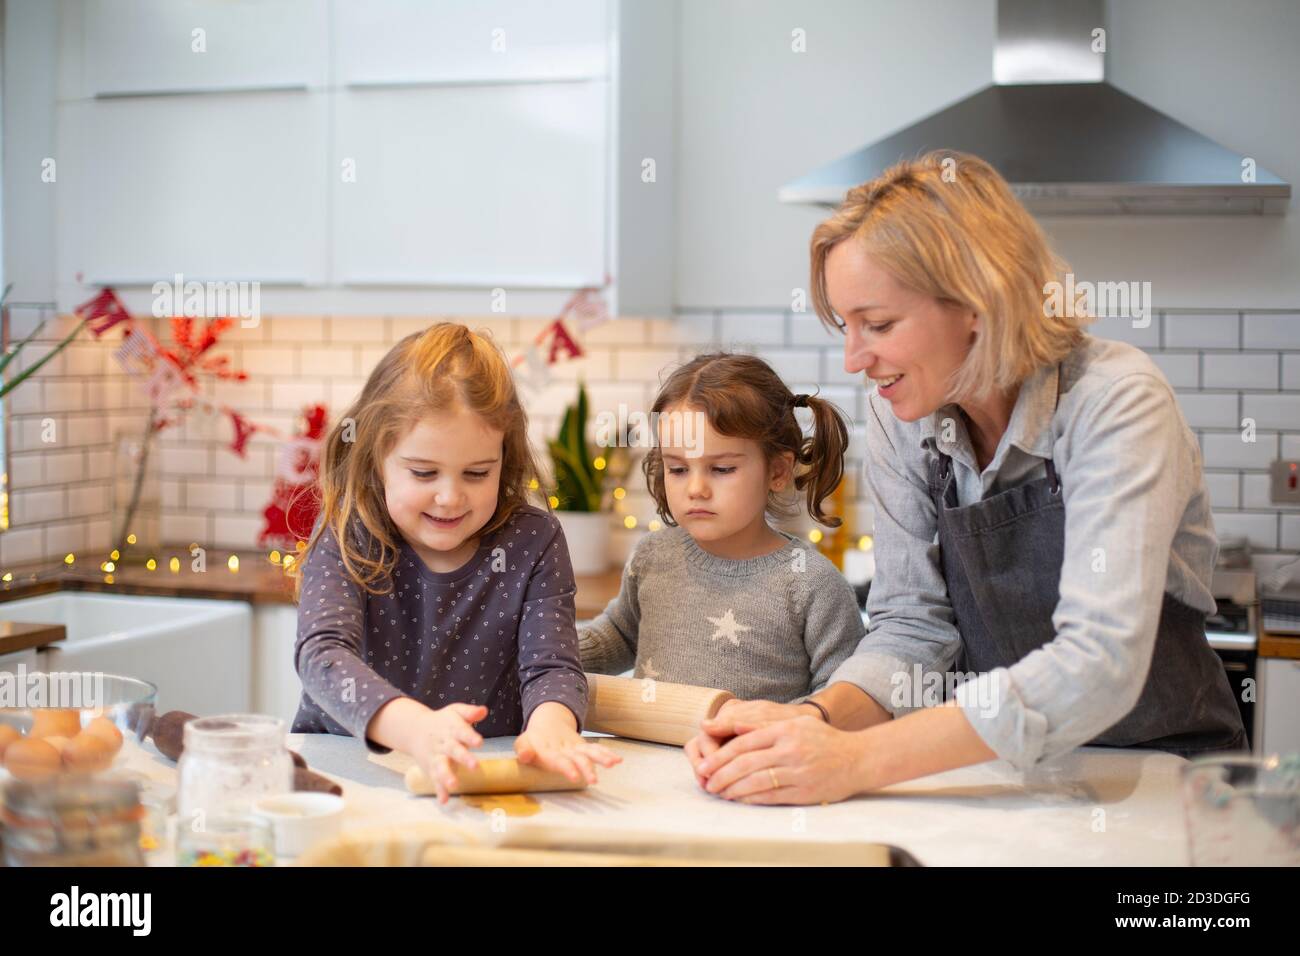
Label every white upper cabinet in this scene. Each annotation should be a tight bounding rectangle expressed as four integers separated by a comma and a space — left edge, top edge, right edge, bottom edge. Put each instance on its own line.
335, 0, 608, 85
334, 82, 606, 287
48, 0, 674, 314
83, 0, 328, 95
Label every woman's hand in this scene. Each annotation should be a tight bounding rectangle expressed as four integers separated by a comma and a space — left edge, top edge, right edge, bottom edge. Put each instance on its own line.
694, 715, 871, 806
407, 702, 490, 804
515, 701, 622, 785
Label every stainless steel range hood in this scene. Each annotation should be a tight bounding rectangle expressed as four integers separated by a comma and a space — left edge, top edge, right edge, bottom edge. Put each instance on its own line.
779, 0, 1291, 215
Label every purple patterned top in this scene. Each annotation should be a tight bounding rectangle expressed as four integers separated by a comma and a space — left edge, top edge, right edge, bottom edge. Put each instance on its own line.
291, 505, 587, 753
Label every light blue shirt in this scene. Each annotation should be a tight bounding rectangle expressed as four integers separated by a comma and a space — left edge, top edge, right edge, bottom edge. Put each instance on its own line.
830, 334, 1219, 769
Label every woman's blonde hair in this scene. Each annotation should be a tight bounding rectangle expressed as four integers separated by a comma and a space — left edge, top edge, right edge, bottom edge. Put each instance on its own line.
810, 149, 1090, 401
291, 322, 542, 599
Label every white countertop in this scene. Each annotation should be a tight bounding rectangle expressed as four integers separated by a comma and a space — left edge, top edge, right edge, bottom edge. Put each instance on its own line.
121, 732, 1195, 866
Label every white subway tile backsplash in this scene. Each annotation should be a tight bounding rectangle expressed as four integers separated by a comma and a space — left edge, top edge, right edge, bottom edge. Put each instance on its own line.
613, 348, 679, 381
1201, 431, 1278, 469
1283, 515, 1300, 551
758, 348, 820, 383
820, 349, 866, 387
185, 479, 240, 512
1242, 313, 1300, 349
1175, 391, 1238, 429
328, 317, 389, 343
583, 317, 649, 346
328, 378, 366, 412
213, 515, 266, 549
8, 304, 1299, 566
1212, 511, 1278, 550
67, 484, 109, 517
9, 453, 43, 488
1243, 473, 1300, 510
549, 349, 613, 381
271, 380, 330, 412
266, 316, 325, 343
43, 450, 84, 484
719, 312, 784, 346
45, 523, 87, 559
1283, 354, 1300, 390
159, 513, 210, 546
648, 313, 716, 346
160, 446, 210, 475
1241, 393, 1300, 430
213, 446, 271, 479
42, 380, 84, 412
1164, 313, 1239, 349
86, 449, 112, 481
1202, 472, 1240, 509
1148, 352, 1199, 388
7, 379, 43, 415
0, 527, 45, 566
239, 346, 298, 377
85, 519, 112, 553
1088, 314, 1160, 348
11, 489, 64, 525
1202, 353, 1280, 389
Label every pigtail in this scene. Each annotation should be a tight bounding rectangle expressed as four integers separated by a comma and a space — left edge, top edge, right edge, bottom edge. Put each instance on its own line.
794, 394, 851, 527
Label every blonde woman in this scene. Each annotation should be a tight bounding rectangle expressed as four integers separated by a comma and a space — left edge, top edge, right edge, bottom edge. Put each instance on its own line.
688, 150, 1246, 805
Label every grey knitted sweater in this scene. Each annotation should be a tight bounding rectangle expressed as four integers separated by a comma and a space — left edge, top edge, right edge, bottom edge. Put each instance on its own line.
578, 526, 865, 703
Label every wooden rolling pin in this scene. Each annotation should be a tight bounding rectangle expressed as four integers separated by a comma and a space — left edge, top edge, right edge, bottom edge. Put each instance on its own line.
405, 757, 587, 796
584, 673, 734, 746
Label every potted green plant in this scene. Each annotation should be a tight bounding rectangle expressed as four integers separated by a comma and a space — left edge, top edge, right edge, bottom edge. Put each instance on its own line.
547, 383, 610, 574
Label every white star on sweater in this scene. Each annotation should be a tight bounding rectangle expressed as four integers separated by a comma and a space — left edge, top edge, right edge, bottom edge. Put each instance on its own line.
707, 609, 751, 646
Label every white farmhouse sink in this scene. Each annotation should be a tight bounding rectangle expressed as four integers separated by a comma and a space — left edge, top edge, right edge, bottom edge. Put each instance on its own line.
0, 592, 252, 716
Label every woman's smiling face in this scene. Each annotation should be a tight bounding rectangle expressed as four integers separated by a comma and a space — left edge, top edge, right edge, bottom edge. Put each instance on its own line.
825, 240, 978, 422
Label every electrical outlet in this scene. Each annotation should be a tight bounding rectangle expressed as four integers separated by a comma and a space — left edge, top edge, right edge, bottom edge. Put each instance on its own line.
1270, 460, 1300, 504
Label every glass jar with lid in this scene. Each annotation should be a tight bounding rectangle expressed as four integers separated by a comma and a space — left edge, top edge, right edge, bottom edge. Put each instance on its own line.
2, 774, 145, 867
176, 714, 292, 829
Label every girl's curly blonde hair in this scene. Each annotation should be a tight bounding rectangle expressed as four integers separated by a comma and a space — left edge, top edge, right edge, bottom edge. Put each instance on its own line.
291, 322, 542, 599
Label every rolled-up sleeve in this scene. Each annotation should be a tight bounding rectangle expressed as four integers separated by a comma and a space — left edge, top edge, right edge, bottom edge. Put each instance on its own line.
828, 394, 962, 714
956, 372, 1195, 769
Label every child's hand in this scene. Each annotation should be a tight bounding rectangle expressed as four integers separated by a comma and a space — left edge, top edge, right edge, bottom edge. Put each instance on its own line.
515, 701, 621, 785
684, 728, 733, 788
409, 702, 489, 804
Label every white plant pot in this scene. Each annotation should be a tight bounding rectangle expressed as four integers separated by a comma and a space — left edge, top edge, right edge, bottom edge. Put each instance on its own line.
555, 511, 611, 576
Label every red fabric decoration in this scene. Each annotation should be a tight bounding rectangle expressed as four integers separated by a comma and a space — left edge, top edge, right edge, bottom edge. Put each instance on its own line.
258, 404, 328, 548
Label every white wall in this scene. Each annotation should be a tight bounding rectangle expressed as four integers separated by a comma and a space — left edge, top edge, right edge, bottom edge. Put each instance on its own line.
673, 0, 1300, 310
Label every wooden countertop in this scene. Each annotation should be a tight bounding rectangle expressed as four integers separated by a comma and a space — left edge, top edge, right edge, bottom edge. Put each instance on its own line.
0, 620, 67, 657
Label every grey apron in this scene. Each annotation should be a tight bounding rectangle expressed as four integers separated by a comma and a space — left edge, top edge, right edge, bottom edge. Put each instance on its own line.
929, 367, 1246, 757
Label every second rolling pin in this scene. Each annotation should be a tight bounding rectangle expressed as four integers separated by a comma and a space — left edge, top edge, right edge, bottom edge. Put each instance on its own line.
584, 673, 734, 746
405, 757, 587, 796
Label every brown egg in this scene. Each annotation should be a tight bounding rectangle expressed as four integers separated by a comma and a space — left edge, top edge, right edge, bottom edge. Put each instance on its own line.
4, 737, 63, 781
62, 732, 115, 773
42, 735, 71, 757
30, 709, 83, 739
0, 724, 21, 759
84, 715, 124, 754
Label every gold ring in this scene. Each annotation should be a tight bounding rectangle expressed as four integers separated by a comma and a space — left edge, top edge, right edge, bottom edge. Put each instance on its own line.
768, 767, 780, 790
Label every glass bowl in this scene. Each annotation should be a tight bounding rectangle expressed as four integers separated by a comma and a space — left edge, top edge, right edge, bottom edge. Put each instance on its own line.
0, 672, 158, 782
